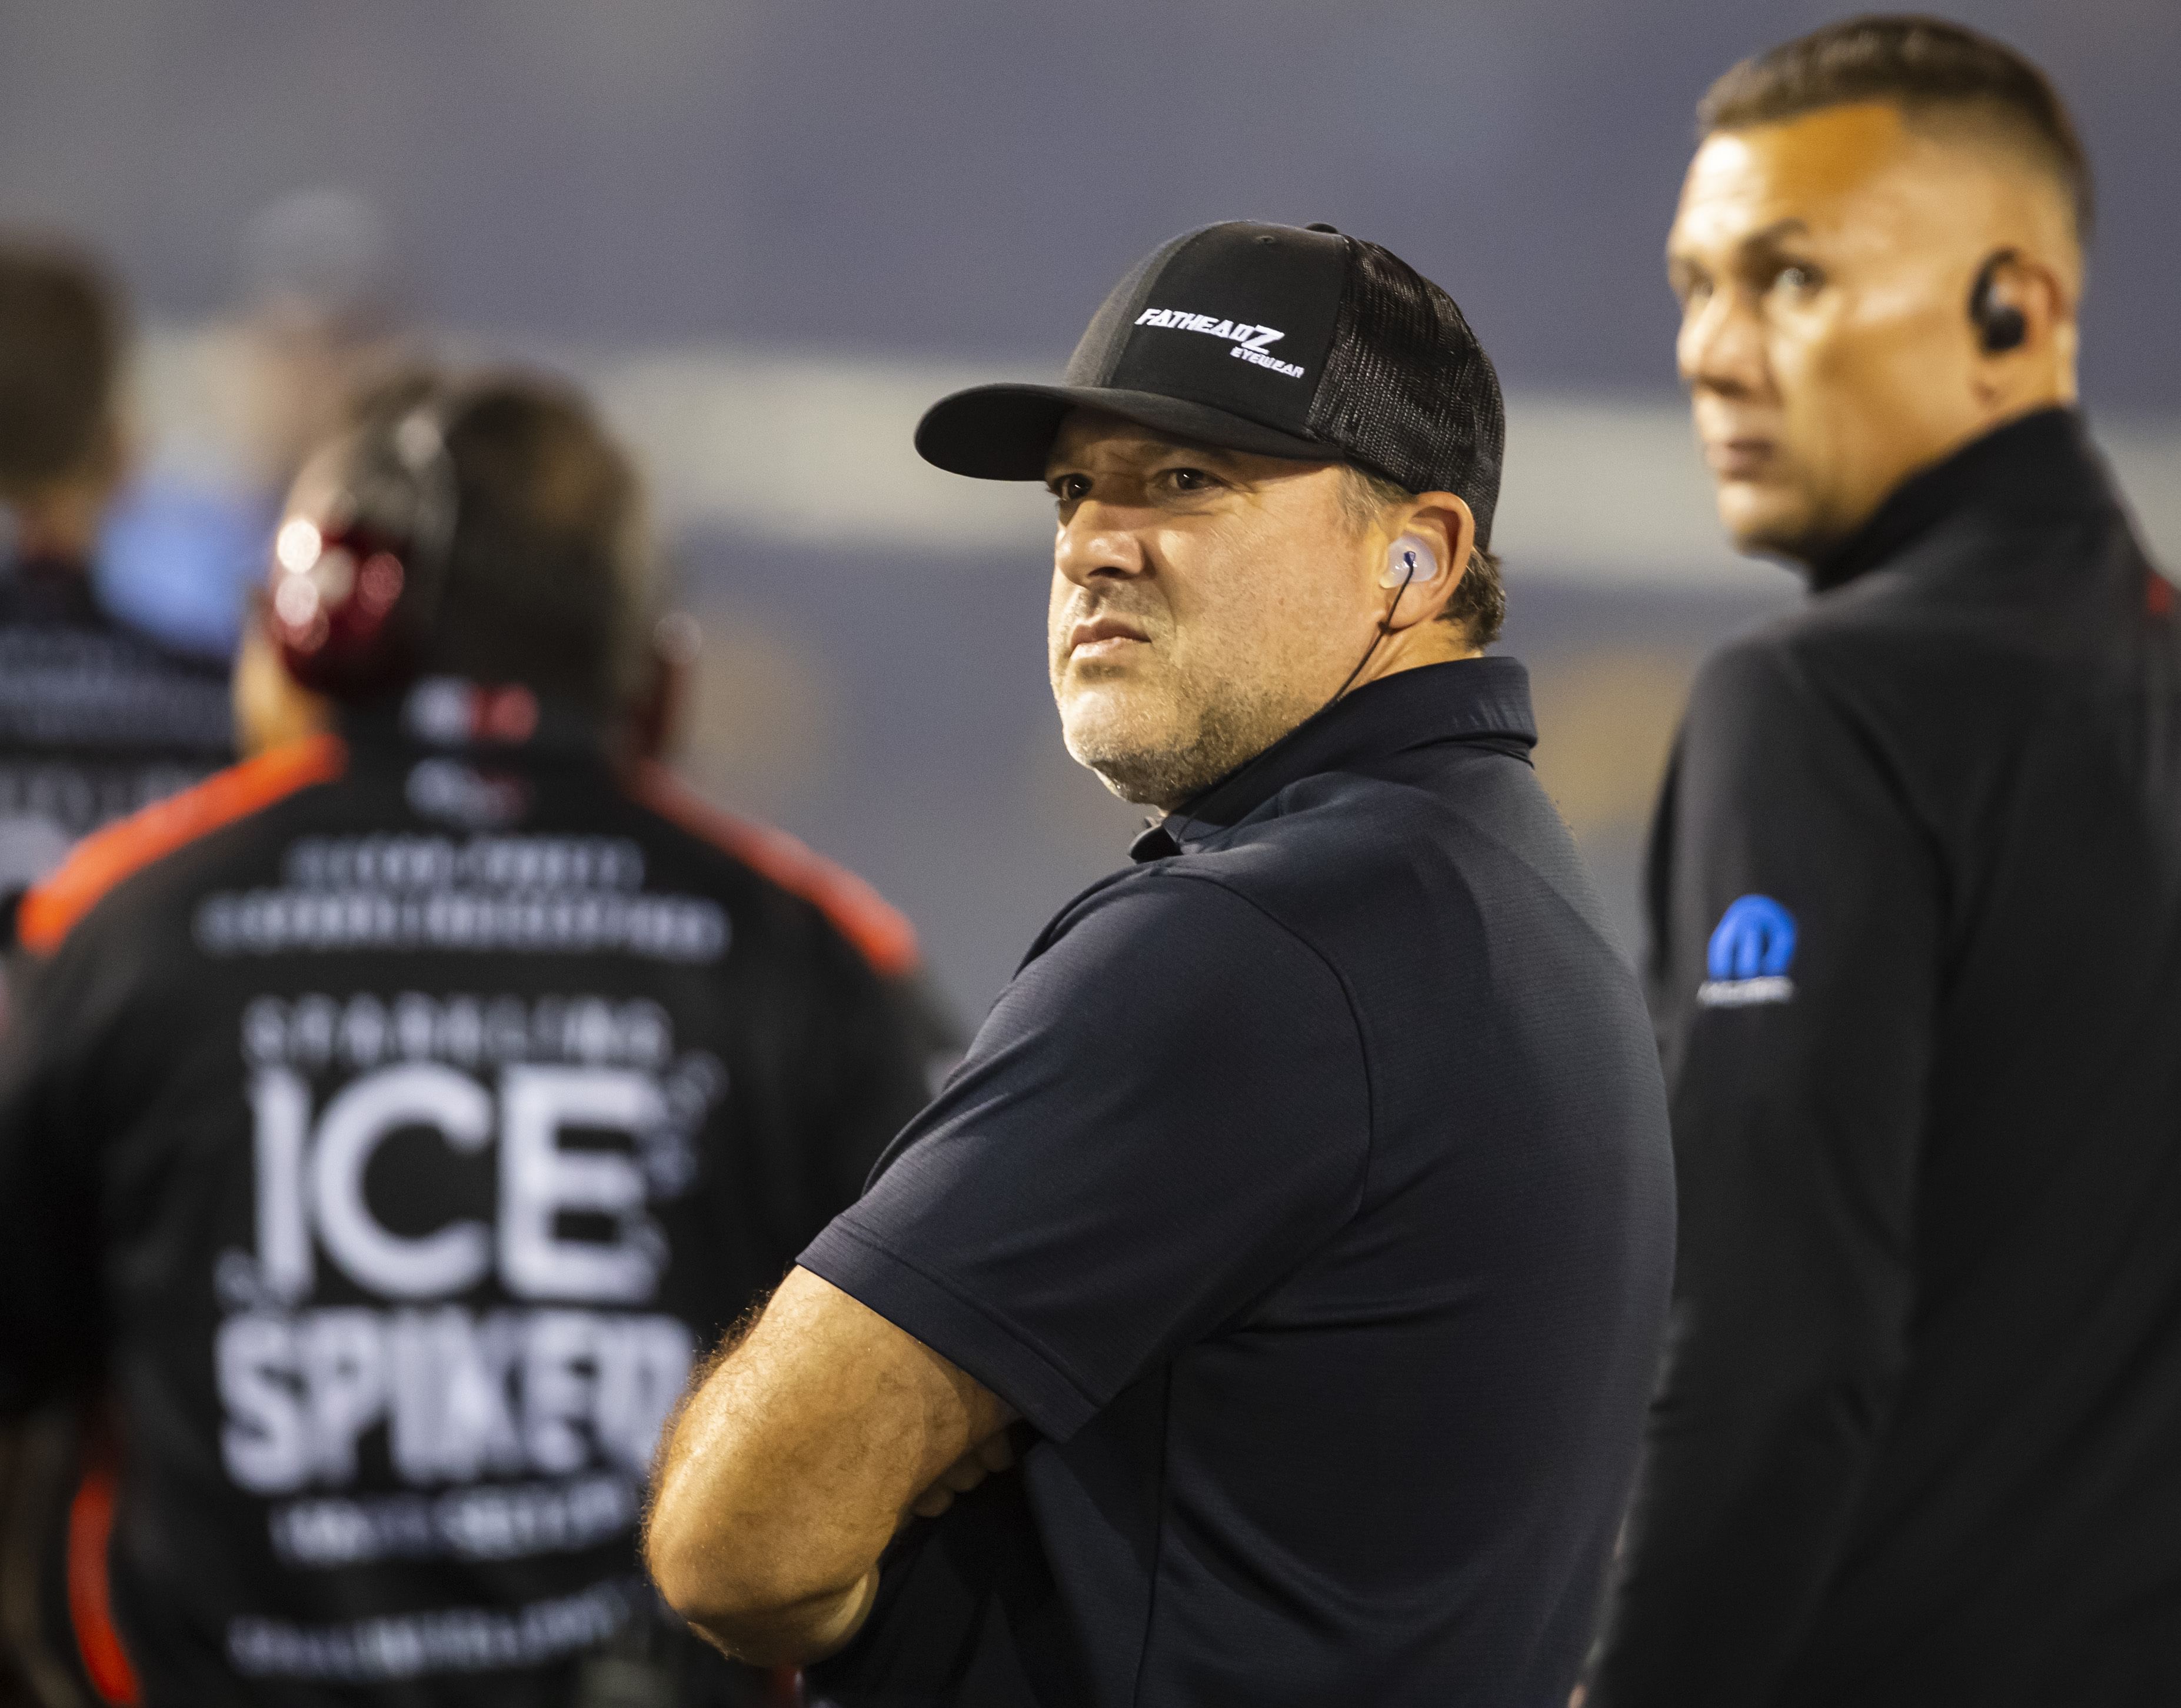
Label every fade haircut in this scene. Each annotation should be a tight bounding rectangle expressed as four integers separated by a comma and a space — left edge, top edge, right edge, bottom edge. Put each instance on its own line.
1338, 464, 1506, 649
344, 369, 651, 715
0, 239, 124, 501
1699, 16, 2093, 245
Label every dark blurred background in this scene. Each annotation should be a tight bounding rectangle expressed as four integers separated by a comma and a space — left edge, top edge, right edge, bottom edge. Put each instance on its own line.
4, 0, 2174, 1014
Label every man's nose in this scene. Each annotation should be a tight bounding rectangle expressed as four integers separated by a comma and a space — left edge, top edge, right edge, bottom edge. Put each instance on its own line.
1054, 502, 1150, 589
1680, 288, 1767, 399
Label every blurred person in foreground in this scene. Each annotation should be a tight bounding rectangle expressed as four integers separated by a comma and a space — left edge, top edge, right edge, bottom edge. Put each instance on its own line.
0, 236, 235, 1708
646, 221, 1676, 1706
1588, 18, 2181, 1707
0, 369, 945, 1707
0, 239, 232, 913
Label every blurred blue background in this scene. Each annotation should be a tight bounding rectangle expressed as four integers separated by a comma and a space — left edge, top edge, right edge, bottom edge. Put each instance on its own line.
4, 0, 2175, 1013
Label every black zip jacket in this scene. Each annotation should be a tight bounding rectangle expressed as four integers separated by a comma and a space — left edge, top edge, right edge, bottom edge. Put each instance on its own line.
0, 554, 232, 901
0, 685, 946, 1707
0, 558, 234, 1708
1591, 409, 2181, 1706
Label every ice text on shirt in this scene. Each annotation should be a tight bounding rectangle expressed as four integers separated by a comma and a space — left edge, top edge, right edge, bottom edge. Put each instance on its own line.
210, 991, 724, 1572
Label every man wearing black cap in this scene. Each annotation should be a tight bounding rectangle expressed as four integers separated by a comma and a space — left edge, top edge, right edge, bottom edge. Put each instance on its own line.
646, 222, 1675, 1706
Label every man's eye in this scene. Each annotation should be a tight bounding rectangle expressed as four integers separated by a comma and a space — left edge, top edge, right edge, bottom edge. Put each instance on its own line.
1167, 468, 1213, 492
1774, 263, 1823, 294
1051, 475, 1090, 502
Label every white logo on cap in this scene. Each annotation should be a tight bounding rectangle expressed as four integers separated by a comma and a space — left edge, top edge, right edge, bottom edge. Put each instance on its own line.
1133, 308, 1306, 379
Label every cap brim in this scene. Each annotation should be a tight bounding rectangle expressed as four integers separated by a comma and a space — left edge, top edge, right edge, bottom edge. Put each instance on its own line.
915, 384, 1335, 481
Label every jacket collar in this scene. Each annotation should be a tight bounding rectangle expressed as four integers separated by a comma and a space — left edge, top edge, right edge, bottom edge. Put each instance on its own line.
341, 676, 610, 763
1130, 655, 1537, 861
1811, 407, 2121, 594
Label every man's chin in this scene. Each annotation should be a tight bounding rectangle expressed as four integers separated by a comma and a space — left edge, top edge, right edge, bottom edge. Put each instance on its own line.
1060, 719, 1183, 808
1718, 488, 1827, 567
1059, 707, 1221, 810
1055, 676, 1310, 812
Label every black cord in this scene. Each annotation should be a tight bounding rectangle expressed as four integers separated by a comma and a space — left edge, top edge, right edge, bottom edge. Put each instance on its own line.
1153, 560, 1421, 831
1328, 559, 1418, 706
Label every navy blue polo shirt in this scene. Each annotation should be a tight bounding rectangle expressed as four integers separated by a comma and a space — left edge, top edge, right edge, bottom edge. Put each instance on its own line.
803, 657, 1674, 1707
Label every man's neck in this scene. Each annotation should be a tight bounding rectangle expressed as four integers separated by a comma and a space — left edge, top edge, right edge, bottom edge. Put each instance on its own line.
1354, 625, 1483, 694
1795, 385, 2079, 571
6, 482, 106, 567
1803, 404, 2090, 594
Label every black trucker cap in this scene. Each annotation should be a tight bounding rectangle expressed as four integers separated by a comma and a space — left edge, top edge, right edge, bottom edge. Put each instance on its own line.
915, 220, 1505, 547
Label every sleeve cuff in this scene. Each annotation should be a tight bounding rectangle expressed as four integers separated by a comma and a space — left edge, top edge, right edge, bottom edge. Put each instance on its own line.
800, 1217, 1101, 1441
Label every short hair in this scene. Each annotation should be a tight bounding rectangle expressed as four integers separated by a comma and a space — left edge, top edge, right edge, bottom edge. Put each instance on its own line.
1339, 463, 1506, 650
344, 369, 651, 714
0, 239, 124, 500
1699, 16, 2093, 244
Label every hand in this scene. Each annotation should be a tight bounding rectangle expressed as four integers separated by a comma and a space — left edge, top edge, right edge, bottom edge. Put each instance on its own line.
905, 1428, 1018, 1523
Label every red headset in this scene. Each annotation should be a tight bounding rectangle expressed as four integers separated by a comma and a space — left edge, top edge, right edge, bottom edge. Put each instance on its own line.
264, 402, 460, 699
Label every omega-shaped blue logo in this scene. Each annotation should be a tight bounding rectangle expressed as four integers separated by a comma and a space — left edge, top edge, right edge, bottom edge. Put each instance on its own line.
1699, 894, 1798, 1007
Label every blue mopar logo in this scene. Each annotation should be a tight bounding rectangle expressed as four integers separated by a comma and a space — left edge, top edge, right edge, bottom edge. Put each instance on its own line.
1707, 894, 1797, 980
1692, 894, 1797, 1003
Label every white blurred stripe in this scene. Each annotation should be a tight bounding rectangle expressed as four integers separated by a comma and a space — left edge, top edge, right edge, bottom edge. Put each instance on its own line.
2104, 424, 2181, 575
590, 349, 1050, 553
139, 329, 2181, 587
1493, 395, 1743, 588
588, 360, 2181, 588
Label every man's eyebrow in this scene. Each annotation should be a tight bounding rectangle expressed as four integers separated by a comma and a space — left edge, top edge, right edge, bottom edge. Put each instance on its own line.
1045, 439, 1243, 481
1670, 216, 1814, 268
1739, 217, 1813, 252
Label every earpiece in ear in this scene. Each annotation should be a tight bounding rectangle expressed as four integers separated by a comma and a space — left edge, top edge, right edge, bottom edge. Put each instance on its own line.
1969, 250, 2027, 355
1381, 534, 1441, 590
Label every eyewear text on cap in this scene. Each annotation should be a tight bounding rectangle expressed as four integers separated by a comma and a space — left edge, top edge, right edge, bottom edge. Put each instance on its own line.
1131, 308, 1306, 379
914, 219, 1506, 549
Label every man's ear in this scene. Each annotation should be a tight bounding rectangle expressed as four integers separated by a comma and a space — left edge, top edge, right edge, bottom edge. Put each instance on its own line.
1969, 249, 2075, 409
1383, 491, 1477, 632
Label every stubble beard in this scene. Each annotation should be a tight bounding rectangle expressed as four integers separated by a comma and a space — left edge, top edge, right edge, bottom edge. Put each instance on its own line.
1056, 660, 1313, 810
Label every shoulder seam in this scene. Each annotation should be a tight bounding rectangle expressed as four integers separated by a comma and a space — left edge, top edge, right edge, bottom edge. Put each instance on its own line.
625, 763, 921, 978
18, 734, 347, 956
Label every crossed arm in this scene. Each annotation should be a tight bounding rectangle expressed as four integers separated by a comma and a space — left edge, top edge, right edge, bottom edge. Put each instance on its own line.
644, 1266, 1017, 1666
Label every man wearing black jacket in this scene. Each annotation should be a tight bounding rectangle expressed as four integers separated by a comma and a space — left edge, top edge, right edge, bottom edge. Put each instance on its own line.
0, 236, 241, 1708
1587, 19, 2181, 1708
0, 239, 235, 914
0, 372, 944, 1706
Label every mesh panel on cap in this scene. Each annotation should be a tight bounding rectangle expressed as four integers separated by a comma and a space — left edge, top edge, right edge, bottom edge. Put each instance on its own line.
1307, 238, 1505, 547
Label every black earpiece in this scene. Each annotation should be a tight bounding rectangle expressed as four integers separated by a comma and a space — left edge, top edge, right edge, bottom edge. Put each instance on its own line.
1969, 250, 2027, 355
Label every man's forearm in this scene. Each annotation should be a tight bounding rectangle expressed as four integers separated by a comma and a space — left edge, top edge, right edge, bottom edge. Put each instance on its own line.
644, 1303, 897, 1663
644, 1268, 1010, 1665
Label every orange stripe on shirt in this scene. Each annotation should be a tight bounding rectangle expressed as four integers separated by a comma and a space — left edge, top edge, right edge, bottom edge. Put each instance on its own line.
67, 1454, 140, 1706
628, 762, 921, 978
18, 734, 347, 956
